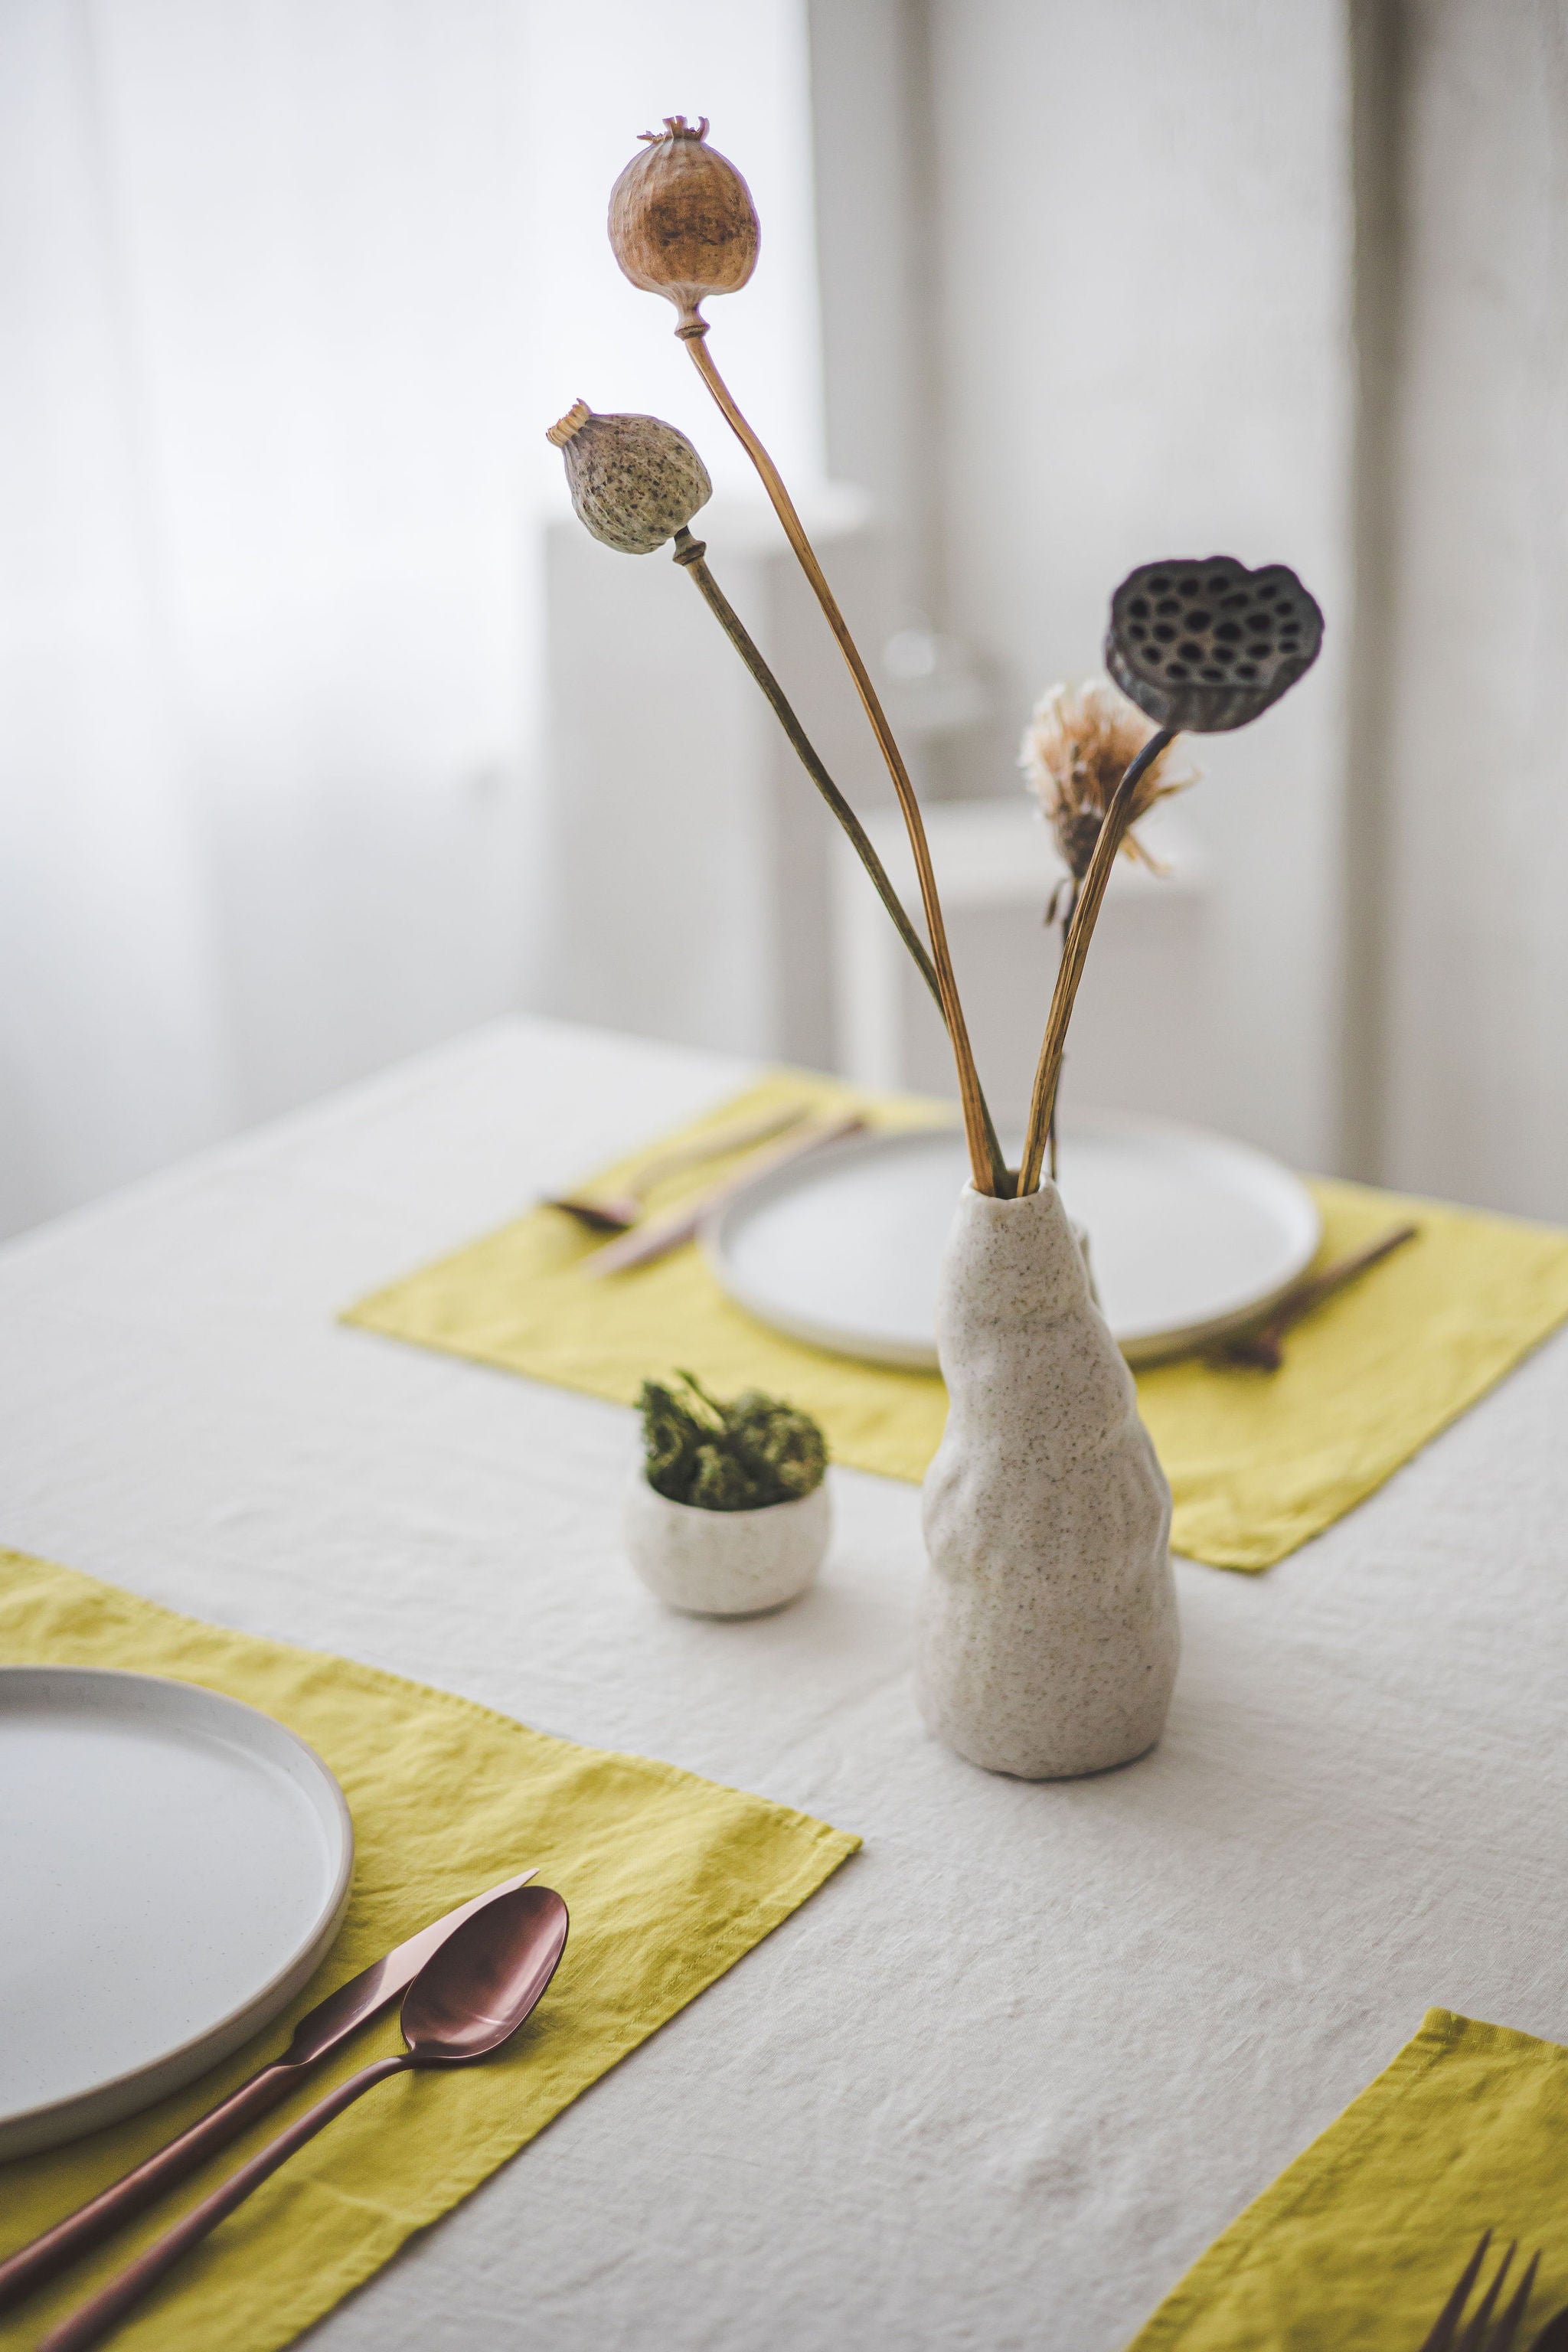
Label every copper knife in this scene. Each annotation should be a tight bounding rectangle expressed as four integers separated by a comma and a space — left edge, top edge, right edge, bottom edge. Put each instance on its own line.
0, 1867, 537, 2311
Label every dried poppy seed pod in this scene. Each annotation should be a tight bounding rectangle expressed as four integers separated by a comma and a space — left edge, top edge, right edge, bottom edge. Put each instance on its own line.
608, 115, 760, 336
1106, 557, 1324, 732
546, 401, 712, 554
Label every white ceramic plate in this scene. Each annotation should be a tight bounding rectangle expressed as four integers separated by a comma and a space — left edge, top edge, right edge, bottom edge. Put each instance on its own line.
704, 1114, 1321, 1370
0, 1667, 353, 2158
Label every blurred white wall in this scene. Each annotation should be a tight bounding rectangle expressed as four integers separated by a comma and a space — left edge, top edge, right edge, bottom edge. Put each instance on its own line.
1374, 0, 1568, 1221
0, 0, 824, 1242
0, 0, 540, 1239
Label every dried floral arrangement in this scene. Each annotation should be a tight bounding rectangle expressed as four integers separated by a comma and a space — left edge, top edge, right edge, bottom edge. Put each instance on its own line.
550, 116, 1324, 1197
638, 1373, 827, 1512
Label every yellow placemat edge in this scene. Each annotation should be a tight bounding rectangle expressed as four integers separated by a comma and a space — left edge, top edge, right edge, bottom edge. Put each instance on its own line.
1168, 1180, 1568, 1571
0, 1547, 859, 1870
1125, 2011, 1459, 2347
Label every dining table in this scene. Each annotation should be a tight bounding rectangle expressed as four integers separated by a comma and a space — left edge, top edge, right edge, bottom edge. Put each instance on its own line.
3, 1010, 1566, 2352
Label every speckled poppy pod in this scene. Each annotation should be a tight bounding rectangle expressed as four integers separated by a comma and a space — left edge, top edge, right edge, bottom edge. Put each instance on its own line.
607, 115, 760, 336
546, 400, 712, 555
1106, 556, 1324, 732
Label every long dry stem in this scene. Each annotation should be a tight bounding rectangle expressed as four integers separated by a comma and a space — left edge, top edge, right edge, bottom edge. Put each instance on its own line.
1018, 729, 1175, 1195
1047, 878, 1079, 1185
681, 326, 1004, 1195
671, 530, 1008, 1187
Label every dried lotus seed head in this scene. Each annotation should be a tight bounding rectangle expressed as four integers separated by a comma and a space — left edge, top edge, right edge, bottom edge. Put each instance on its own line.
608, 115, 760, 337
1106, 557, 1324, 733
546, 405, 712, 556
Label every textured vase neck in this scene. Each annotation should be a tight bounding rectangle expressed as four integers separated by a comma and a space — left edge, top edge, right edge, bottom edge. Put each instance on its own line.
942, 1181, 1093, 1329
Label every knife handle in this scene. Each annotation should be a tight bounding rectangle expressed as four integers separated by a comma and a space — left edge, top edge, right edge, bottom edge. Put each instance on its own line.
40, 2056, 408, 2352
0, 2062, 302, 2314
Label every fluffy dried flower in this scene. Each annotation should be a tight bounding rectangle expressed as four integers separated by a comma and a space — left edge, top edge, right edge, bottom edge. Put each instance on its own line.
1019, 678, 1198, 887
547, 400, 711, 554
608, 115, 760, 335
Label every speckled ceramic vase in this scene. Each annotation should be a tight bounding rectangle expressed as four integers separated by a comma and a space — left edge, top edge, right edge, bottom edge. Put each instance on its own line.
917, 1182, 1178, 1779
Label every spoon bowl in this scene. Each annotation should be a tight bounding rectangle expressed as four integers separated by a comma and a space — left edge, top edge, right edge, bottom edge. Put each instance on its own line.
404, 1883, 570, 2063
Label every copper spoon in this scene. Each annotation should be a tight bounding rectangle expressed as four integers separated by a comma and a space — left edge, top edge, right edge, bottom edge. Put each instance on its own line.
545, 1102, 811, 1232
41, 1883, 569, 2352
0, 1868, 541, 2317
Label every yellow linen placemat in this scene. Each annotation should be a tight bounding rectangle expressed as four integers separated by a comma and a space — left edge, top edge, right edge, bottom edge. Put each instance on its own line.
1140, 1177, 1568, 1568
0, 1548, 858, 2352
345, 1072, 1568, 1573
1127, 2008, 1568, 2349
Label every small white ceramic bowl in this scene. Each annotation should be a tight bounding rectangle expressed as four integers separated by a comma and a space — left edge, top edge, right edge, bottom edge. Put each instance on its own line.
624, 1472, 831, 1617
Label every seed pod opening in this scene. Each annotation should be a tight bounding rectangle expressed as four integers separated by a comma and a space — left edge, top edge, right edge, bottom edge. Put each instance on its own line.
1106, 557, 1324, 732
608, 115, 760, 336
547, 402, 712, 555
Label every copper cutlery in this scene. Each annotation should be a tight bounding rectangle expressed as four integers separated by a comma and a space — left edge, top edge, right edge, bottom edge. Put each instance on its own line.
1417, 2230, 1566, 2351
544, 1101, 812, 1232
39, 1882, 570, 2352
1213, 1220, 1420, 1370
0, 1866, 537, 2316
583, 1109, 867, 1275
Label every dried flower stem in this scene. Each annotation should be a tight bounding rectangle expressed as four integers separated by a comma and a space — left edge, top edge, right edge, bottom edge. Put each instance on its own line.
674, 532, 942, 1017
671, 529, 1009, 1187
1018, 729, 1176, 1196
1047, 880, 1079, 1186
682, 330, 1004, 1196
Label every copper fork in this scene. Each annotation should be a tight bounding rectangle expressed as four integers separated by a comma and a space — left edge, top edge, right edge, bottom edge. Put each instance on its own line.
1416, 2232, 1566, 2351
1214, 1221, 1419, 1371
544, 1102, 811, 1232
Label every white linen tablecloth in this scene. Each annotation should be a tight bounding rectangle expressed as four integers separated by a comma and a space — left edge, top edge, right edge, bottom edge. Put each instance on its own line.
2, 1014, 1566, 2352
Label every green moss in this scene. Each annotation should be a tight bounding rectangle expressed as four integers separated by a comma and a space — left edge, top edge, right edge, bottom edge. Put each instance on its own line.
637, 1370, 827, 1511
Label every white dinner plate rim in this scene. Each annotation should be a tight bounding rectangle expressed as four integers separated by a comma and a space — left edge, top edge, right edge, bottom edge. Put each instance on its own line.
702, 1111, 1321, 1369
0, 1664, 354, 2158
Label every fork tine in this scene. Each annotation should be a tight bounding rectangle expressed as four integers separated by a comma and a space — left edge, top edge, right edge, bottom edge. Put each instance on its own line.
1457, 2243, 1515, 2352
1421, 2236, 1496, 2352
1490, 2250, 1541, 2352
1527, 2303, 1568, 2351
